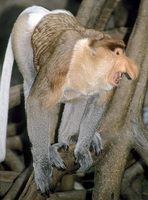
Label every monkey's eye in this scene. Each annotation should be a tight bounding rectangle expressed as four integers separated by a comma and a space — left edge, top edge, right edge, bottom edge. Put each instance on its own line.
114, 48, 123, 56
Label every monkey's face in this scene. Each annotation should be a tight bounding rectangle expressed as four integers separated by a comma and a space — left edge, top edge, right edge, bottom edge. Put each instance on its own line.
87, 37, 139, 90
68, 37, 138, 95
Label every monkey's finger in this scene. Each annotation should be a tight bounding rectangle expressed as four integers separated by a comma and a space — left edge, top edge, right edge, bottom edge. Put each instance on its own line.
90, 143, 95, 152
74, 154, 80, 165
95, 147, 102, 156
38, 185, 55, 198
58, 143, 69, 152
50, 147, 66, 169
95, 132, 103, 156
52, 159, 66, 170
52, 142, 69, 152
64, 144, 69, 151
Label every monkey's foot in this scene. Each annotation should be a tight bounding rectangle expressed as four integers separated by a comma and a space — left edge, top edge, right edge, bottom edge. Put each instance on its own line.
34, 160, 54, 198
90, 132, 102, 156
38, 184, 55, 198
49, 143, 68, 170
74, 147, 93, 173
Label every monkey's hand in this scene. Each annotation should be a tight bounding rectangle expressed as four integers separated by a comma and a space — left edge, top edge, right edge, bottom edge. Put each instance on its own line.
50, 143, 68, 170
34, 159, 54, 198
74, 132, 102, 173
74, 146, 93, 173
90, 132, 102, 155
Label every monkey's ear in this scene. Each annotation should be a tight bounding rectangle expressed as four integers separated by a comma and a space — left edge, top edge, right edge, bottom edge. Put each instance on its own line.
88, 38, 100, 56
87, 36, 111, 56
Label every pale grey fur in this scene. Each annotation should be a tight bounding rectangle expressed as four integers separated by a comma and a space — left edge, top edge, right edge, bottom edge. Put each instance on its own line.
0, 6, 104, 197
10, 7, 52, 196
57, 94, 104, 172
0, 6, 73, 196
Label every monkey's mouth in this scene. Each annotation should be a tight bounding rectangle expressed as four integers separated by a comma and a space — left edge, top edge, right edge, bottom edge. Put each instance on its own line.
113, 72, 123, 85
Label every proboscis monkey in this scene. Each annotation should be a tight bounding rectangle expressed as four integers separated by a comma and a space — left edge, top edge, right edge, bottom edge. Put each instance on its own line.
0, 6, 138, 197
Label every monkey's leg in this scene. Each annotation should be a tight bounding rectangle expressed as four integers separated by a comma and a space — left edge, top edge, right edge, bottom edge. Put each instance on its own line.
58, 99, 88, 144
27, 95, 54, 197
25, 71, 64, 197
74, 94, 105, 173
50, 99, 88, 169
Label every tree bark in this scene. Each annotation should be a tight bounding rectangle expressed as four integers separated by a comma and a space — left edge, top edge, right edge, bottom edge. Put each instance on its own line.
3, 165, 33, 200
77, 0, 120, 29
9, 84, 23, 109
1, 0, 148, 199
120, 161, 144, 200
4, 148, 25, 172
92, 0, 148, 199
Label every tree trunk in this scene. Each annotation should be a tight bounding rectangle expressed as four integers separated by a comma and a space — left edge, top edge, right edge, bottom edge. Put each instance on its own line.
92, 0, 148, 199
1, 0, 148, 199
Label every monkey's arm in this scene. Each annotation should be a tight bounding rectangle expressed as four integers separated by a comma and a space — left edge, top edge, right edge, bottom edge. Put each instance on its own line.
50, 99, 88, 169
74, 94, 107, 173
26, 94, 54, 197
58, 99, 88, 144
26, 71, 64, 197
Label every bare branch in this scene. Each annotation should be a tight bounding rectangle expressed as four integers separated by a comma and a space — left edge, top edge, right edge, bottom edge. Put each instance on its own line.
121, 162, 144, 200
95, 0, 120, 30
4, 148, 25, 172
9, 84, 23, 109
3, 165, 33, 200
6, 135, 23, 151
76, 0, 106, 28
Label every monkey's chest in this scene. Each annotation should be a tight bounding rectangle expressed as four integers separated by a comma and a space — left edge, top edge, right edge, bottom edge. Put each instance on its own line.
61, 87, 98, 103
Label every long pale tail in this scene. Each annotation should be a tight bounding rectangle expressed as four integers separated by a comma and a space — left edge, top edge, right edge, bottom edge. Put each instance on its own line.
0, 6, 50, 162
0, 34, 14, 162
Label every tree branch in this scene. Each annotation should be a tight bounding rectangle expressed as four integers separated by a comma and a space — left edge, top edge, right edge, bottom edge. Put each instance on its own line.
95, 0, 120, 30
76, 0, 106, 28
9, 84, 23, 109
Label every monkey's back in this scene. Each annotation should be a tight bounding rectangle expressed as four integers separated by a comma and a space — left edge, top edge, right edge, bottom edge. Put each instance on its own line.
31, 13, 86, 70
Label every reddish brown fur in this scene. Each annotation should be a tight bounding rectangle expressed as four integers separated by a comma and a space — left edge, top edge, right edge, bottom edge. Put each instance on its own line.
31, 13, 104, 108
31, 12, 138, 109
89, 37, 126, 52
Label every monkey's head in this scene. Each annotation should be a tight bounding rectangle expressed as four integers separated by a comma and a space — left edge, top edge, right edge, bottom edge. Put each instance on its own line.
70, 36, 139, 93
88, 36, 139, 90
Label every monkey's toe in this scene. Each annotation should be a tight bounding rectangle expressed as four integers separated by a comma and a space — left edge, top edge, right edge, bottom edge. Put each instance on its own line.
49, 144, 66, 170
90, 132, 102, 156
34, 161, 54, 198
38, 184, 55, 198
74, 149, 93, 173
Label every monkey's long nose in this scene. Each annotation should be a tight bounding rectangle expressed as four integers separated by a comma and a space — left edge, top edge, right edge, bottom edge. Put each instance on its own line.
125, 57, 139, 80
